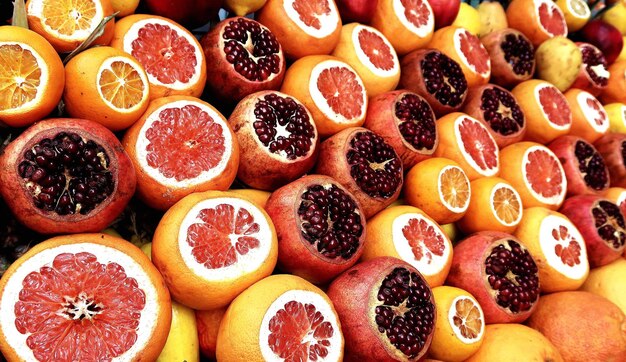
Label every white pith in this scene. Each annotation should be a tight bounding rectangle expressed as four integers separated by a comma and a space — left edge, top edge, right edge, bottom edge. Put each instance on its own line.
533, 0, 567, 35
135, 99, 233, 187
122, 18, 203, 89
258, 290, 343, 362
521, 145, 567, 206
539, 214, 589, 280
567, 0, 590, 19
0, 243, 160, 361
0, 42, 48, 112
448, 295, 485, 344
96, 56, 150, 113
392, 0, 434, 38
28, 0, 104, 41
308, 59, 367, 124
490, 183, 523, 227
352, 25, 399, 78
178, 197, 273, 281
615, 190, 626, 207
453, 28, 491, 77
438, 165, 471, 213
454, 115, 500, 177
534, 84, 571, 130
576, 91, 610, 133
283, 0, 340, 39
391, 213, 452, 276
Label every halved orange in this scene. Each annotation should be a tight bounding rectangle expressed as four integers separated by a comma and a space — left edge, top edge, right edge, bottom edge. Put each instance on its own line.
371, 0, 435, 55
563, 88, 609, 143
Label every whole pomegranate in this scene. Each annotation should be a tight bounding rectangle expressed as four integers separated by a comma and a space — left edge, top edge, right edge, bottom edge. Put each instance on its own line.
0, 119, 136, 234
327, 257, 436, 361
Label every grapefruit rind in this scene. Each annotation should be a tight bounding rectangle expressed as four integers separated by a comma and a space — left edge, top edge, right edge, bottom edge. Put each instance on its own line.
27, 0, 104, 42
258, 289, 343, 361
391, 212, 452, 276
308, 59, 367, 125
452, 28, 491, 77
538, 214, 589, 280
135, 99, 234, 188
283, 0, 340, 39
97, 56, 149, 113
576, 92, 610, 133
438, 165, 471, 214
0, 243, 161, 361
490, 183, 523, 227
448, 295, 485, 345
0, 42, 47, 112
393, 0, 435, 38
352, 25, 399, 78
121, 18, 204, 90
454, 115, 500, 178
522, 145, 567, 206
534, 84, 572, 130
178, 197, 274, 281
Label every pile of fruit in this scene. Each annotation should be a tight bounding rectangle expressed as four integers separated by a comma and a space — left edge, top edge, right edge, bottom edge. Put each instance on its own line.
1, 0, 626, 360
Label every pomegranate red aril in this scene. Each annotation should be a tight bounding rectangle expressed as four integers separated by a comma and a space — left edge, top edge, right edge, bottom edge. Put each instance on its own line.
229, 91, 319, 191
559, 195, 626, 267
0, 119, 135, 235
570, 43, 609, 96
265, 175, 365, 284
463, 84, 526, 148
364, 90, 438, 169
315, 127, 403, 218
400, 49, 468, 117
201, 16, 285, 106
327, 257, 436, 361
594, 133, 626, 188
447, 231, 540, 324
480, 28, 535, 88
548, 135, 610, 196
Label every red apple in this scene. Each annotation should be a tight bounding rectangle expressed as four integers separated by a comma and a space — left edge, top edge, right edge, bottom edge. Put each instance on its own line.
335, 0, 378, 24
428, 0, 461, 29
578, 20, 624, 64
143, 0, 223, 29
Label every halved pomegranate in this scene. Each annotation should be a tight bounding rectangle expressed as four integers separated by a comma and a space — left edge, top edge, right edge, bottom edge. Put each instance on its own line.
200, 16, 286, 105
0, 119, 136, 234
570, 42, 609, 96
594, 133, 626, 188
480, 28, 536, 89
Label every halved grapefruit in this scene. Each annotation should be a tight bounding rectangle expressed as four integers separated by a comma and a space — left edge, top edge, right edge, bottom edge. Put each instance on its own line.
216, 274, 344, 361
371, 0, 435, 55
0, 233, 171, 361
506, 0, 568, 47
564, 88, 609, 143
122, 95, 239, 211
151, 191, 278, 311
110, 14, 207, 99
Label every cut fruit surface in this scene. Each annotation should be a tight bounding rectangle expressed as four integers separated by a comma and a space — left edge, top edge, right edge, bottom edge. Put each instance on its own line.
565, 89, 609, 143
370, 0, 435, 55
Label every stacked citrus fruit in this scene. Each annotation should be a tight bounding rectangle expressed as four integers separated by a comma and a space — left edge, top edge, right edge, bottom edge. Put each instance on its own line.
0, 0, 625, 361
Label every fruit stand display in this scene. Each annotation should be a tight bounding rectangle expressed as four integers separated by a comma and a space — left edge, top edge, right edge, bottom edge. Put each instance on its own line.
1, 0, 626, 360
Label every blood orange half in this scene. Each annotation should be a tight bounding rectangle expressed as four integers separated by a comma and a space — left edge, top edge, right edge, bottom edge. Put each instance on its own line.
152, 191, 278, 311
565, 89, 609, 143
371, 0, 435, 55
216, 274, 344, 361
435, 113, 500, 180
515, 207, 589, 292
500, 142, 567, 210
122, 95, 239, 211
507, 0, 567, 47
281, 55, 368, 137
110, 14, 207, 99
363, 205, 454, 287
0, 233, 171, 362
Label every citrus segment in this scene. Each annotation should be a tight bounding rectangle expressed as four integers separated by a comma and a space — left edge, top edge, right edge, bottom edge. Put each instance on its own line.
451, 296, 484, 343
0, 44, 41, 110
0, 234, 171, 362
370, 0, 435, 55
492, 184, 523, 226
439, 166, 471, 214
98, 59, 146, 111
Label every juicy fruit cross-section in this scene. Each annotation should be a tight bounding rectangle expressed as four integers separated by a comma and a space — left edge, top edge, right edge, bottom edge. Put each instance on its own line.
1, 0, 626, 361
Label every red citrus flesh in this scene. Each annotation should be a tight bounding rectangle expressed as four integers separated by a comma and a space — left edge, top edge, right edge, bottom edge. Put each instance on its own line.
317, 67, 365, 120
403, 217, 446, 263
358, 29, 395, 71
538, 2, 567, 36
401, 0, 432, 28
293, 0, 332, 30
459, 118, 499, 172
458, 30, 490, 74
539, 86, 571, 127
525, 149, 565, 200
552, 225, 583, 266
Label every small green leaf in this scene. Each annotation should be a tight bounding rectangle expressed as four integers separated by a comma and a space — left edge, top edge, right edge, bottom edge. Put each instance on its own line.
63, 11, 118, 64
12, 0, 28, 29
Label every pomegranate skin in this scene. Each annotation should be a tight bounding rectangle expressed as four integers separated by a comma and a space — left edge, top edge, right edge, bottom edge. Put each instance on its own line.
314, 127, 403, 218
327, 256, 435, 362
548, 135, 610, 196
480, 28, 535, 89
335, 0, 378, 23
264, 175, 366, 285
569, 43, 608, 97
200, 17, 286, 106
0, 118, 136, 235
364, 90, 438, 169
594, 133, 626, 188
559, 195, 626, 267
446, 231, 540, 324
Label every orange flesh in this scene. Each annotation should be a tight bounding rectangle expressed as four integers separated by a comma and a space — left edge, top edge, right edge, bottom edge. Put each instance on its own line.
187, 203, 261, 269
452, 298, 482, 339
439, 167, 470, 209
0, 44, 41, 109
267, 300, 335, 361
493, 187, 521, 224
15, 252, 145, 361
144, 104, 225, 181
42, 0, 97, 35
402, 217, 445, 263
99, 61, 145, 109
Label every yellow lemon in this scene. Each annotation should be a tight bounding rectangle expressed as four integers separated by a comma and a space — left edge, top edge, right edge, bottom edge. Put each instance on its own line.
556, 0, 590, 32
579, 258, 626, 315
602, 2, 626, 35
451, 3, 481, 36
604, 103, 626, 133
